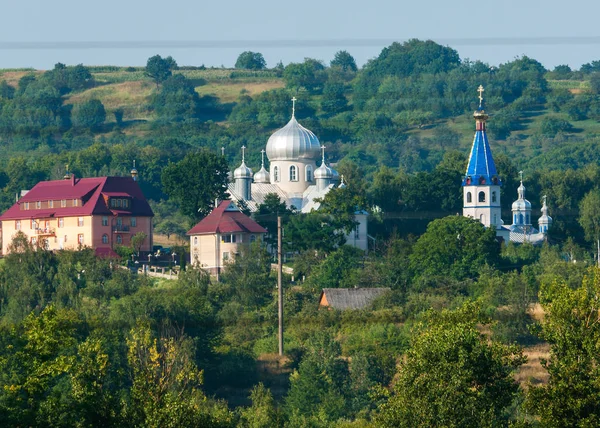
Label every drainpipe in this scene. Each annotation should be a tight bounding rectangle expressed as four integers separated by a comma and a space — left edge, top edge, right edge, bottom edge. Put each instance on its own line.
215, 233, 220, 281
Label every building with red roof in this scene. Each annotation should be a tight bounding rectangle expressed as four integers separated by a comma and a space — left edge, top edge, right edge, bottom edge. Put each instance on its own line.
187, 200, 266, 275
0, 174, 153, 255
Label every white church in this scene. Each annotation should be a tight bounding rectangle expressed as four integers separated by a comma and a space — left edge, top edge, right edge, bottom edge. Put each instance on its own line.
462, 86, 552, 244
227, 99, 369, 251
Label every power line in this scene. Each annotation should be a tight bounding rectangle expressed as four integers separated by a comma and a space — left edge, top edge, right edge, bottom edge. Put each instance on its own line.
1, 36, 600, 50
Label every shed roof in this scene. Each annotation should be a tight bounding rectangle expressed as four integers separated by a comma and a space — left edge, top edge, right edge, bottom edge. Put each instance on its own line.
320, 288, 391, 310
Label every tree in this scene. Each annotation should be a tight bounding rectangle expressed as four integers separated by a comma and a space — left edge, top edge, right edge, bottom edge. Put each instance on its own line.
321, 82, 348, 114
72, 99, 106, 131
527, 267, 600, 426
590, 72, 600, 95
235, 51, 267, 70
578, 190, 600, 249
146, 55, 174, 87
154, 220, 186, 240
131, 232, 147, 256
0, 81, 15, 99
283, 58, 327, 93
151, 74, 202, 122
330, 50, 357, 72
161, 150, 229, 221
239, 383, 279, 427
409, 215, 500, 281
377, 303, 525, 427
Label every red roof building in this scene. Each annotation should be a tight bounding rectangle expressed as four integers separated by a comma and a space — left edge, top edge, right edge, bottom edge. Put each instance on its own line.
187, 200, 266, 275
0, 175, 154, 255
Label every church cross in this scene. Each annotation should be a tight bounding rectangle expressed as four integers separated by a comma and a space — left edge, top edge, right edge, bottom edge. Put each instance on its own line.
132, 160, 136, 169
291, 97, 297, 117
221, 147, 225, 156
260, 149, 265, 166
477, 85, 484, 107
519, 170, 523, 182
542, 195, 547, 205
320, 145, 326, 162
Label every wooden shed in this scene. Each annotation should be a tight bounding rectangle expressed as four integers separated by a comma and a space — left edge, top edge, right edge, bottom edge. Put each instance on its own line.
319, 288, 391, 310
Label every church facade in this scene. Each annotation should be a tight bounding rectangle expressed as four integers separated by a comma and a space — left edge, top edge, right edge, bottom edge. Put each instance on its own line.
462, 86, 552, 244
227, 100, 368, 252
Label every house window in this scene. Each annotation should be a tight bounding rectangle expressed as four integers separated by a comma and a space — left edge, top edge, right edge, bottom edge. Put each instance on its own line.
31, 237, 37, 245
466, 192, 472, 203
102, 234, 109, 244
117, 199, 122, 208
73, 199, 78, 207
24, 202, 29, 210
116, 235, 122, 244
478, 191, 486, 202
355, 226, 360, 239
273, 166, 280, 182
221, 234, 237, 243
58, 218, 64, 228
124, 199, 129, 208
117, 217, 122, 227
102, 216, 108, 226
305, 165, 313, 182
78, 217, 84, 227
15, 220, 21, 230
61, 199, 67, 207
131, 217, 137, 227
78, 234, 84, 245
289, 165, 297, 182
49, 200, 53, 208
250, 235, 256, 243
36, 201, 41, 209
31, 219, 36, 229
223, 252, 230, 261
193, 236, 198, 245
492, 191, 497, 203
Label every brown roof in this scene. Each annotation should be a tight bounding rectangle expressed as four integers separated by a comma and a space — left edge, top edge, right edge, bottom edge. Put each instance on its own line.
187, 200, 267, 235
319, 288, 391, 310
0, 176, 153, 221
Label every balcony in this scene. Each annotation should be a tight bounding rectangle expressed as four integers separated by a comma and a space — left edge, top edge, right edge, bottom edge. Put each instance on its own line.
113, 225, 130, 233
35, 227, 55, 236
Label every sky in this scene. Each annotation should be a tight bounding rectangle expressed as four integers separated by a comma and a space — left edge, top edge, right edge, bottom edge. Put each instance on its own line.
0, 0, 598, 70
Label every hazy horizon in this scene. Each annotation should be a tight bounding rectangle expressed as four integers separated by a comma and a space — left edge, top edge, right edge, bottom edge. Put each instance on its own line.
1, 0, 599, 70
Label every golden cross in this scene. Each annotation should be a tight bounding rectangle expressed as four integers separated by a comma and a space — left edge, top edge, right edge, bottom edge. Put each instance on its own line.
291, 97, 297, 117
477, 85, 484, 106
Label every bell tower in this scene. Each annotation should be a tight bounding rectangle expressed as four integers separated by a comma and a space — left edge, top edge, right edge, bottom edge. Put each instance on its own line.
462, 86, 502, 228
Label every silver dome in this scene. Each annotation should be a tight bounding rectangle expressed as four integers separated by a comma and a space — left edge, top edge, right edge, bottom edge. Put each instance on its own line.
512, 182, 531, 211
265, 116, 321, 161
254, 166, 270, 184
315, 163, 333, 179
234, 161, 253, 179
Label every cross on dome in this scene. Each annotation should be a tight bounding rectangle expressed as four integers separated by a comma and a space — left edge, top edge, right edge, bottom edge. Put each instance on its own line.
221, 147, 225, 156
519, 170, 524, 183
320, 145, 326, 163
132, 160, 136, 169
260, 149, 265, 166
291, 97, 297, 118
477, 85, 485, 108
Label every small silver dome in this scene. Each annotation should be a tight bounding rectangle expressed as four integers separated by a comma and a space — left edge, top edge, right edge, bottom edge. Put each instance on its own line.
315, 163, 333, 180
338, 175, 346, 189
265, 116, 321, 161
234, 161, 253, 179
254, 166, 270, 184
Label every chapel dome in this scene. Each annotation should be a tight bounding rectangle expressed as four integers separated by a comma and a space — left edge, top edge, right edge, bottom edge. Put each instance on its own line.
512, 182, 531, 211
265, 116, 321, 161
234, 161, 253, 179
314, 163, 333, 180
253, 166, 270, 184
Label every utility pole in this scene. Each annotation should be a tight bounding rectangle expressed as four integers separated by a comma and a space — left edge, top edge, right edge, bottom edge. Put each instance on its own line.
278, 216, 284, 356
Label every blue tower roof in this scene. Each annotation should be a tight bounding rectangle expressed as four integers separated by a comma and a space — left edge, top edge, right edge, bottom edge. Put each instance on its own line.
462, 109, 501, 187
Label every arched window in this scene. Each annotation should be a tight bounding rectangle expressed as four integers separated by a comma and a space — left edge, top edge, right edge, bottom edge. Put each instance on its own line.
194, 236, 198, 245
480, 214, 486, 224
492, 191, 497, 203
518, 214, 524, 225
102, 234, 109, 244
305, 165, 313, 182
289, 165, 297, 182
116, 235, 122, 244
466, 192, 472, 203
250, 234, 256, 243
478, 191, 486, 202
273, 166, 279, 182
526, 214, 530, 224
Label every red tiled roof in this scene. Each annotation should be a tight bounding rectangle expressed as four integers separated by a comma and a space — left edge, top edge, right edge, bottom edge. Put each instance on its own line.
0, 176, 154, 221
187, 200, 267, 235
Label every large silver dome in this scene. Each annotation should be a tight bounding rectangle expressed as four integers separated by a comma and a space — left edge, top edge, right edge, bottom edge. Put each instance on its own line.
265, 116, 321, 161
